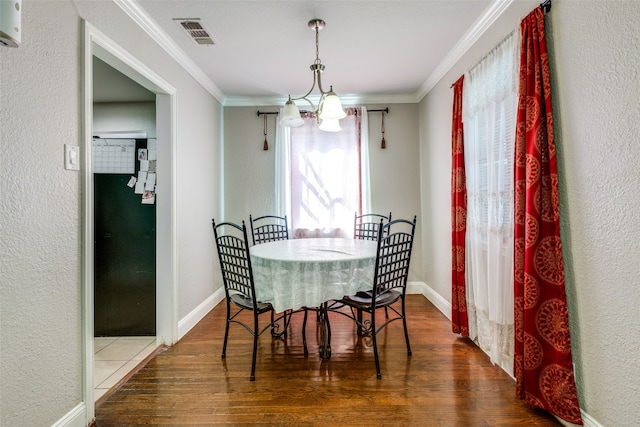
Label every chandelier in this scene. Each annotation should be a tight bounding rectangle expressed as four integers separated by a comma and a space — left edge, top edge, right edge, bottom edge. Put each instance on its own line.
279, 19, 347, 132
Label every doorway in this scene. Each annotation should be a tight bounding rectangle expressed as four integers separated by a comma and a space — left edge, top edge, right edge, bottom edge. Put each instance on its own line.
93, 136, 156, 336
92, 57, 158, 337
84, 21, 177, 420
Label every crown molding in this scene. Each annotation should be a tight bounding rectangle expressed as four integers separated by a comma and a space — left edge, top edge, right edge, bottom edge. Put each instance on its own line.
416, 0, 515, 101
223, 92, 420, 107
113, 0, 226, 103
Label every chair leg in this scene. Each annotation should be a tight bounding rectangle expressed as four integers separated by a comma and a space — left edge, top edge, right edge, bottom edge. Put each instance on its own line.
401, 297, 412, 356
371, 312, 382, 379
250, 313, 259, 381
277, 310, 289, 339
222, 302, 231, 359
270, 310, 276, 336
283, 310, 289, 338
356, 309, 363, 336
302, 307, 309, 357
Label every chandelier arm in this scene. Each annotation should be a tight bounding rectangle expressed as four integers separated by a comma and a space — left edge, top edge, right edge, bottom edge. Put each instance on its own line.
290, 68, 322, 112
315, 68, 329, 95
290, 76, 317, 104
316, 93, 327, 119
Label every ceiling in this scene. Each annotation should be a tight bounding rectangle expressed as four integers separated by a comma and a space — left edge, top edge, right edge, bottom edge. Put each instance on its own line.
94, 0, 499, 105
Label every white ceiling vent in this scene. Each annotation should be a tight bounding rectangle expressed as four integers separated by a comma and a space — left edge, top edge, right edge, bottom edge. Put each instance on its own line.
174, 19, 215, 45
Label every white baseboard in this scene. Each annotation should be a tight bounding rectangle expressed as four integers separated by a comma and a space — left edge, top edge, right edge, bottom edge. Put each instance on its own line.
581, 410, 604, 427
407, 281, 452, 320
51, 403, 86, 427
177, 288, 225, 340
556, 410, 603, 427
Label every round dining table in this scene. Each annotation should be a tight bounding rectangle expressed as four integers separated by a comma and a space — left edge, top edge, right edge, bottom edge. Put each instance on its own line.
249, 237, 377, 359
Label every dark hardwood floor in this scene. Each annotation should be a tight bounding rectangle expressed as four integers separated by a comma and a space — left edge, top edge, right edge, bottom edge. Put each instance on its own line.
95, 295, 560, 426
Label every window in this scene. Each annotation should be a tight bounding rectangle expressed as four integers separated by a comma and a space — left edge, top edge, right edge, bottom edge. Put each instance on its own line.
275, 108, 370, 238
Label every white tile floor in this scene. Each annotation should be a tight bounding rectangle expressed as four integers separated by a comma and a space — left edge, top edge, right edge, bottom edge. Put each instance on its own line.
94, 336, 157, 402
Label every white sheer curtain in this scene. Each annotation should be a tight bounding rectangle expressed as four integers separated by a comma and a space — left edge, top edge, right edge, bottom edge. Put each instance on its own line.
275, 107, 369, 238
275, 107, 291, 222
359, 106, 372, 214
462, 30, 519, 374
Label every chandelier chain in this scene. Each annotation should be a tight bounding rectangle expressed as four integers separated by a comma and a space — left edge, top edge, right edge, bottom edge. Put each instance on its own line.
314, 22, 321, 65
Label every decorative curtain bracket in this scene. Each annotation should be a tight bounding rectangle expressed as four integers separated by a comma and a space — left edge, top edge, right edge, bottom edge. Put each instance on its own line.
539, 0, 551, 13
367, 108, 389, 149
257, 111, 278, 150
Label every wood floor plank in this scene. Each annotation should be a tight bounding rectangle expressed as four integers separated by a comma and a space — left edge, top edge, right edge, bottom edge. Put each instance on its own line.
95, 295, 560, 426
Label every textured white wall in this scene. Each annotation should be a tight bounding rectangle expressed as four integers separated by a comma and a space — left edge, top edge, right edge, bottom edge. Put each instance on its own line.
548, 2, 640, 425
223, 104, 423, 281
420, 1, 640, 425
0, 2, 83, 425
0, 1, 223, 425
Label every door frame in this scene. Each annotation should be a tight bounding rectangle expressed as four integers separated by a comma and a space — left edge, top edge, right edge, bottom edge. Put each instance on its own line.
82, 21, 178, 421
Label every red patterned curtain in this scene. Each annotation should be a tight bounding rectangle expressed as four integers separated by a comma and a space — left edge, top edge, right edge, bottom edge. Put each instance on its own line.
450, 76, 468, 336
514, 8, 582, 425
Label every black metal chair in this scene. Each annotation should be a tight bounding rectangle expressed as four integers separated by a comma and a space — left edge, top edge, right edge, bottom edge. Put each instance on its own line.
354, 212, 392, 240
354, 211, 392, 319
249, 214, 298, 339
212, 219, 287, 381
331, 216, 417, 379
249, 214, 289, 245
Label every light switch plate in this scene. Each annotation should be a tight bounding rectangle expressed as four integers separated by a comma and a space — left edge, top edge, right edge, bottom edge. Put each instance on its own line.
64, 144, 80, 171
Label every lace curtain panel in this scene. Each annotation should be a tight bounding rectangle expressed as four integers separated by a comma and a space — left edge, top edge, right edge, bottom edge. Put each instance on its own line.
462, 30, 519, 374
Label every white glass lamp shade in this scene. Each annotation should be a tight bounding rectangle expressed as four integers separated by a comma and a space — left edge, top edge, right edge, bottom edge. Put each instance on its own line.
319, 89, 346, 120
318, 118, 342, 132
280, 99, 304, 127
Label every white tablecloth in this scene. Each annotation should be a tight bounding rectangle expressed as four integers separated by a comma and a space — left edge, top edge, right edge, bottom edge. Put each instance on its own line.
250, 238, 377, 313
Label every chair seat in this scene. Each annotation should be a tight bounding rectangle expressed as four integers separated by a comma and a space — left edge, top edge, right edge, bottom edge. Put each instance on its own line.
342, 289, 401, 308
230, 293, 273, 314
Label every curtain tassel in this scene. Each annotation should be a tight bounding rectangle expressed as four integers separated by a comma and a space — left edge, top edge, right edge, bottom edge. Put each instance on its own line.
263, 114, 269, 150
380, 111, 386, 149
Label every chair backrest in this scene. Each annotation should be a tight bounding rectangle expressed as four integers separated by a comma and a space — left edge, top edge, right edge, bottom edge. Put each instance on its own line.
372, 216, 417, 297
212, 219, 258, 305
249, 214, 289, 245
354, 212, 392, 241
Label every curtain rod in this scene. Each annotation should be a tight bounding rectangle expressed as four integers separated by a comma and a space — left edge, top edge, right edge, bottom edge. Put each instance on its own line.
258, 107, 389, 116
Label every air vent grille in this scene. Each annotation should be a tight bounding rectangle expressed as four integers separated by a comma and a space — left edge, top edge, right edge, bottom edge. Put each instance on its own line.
174, 19, 215, 45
